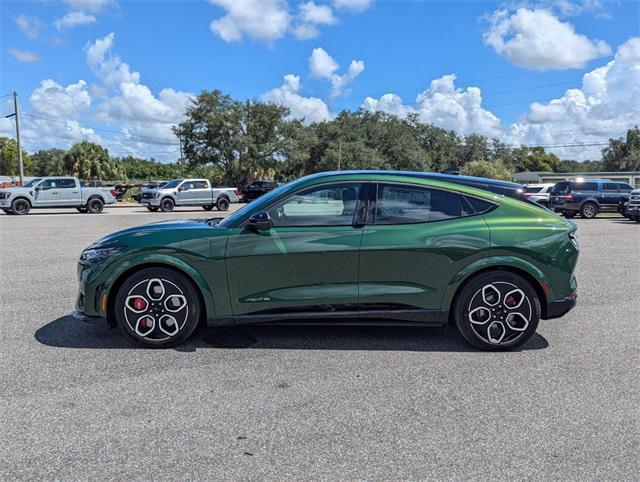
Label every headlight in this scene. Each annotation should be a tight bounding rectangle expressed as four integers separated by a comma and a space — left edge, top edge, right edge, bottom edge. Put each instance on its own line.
80, 247, 124, 261
154, 193, 161, 198
568, 231, 579, 250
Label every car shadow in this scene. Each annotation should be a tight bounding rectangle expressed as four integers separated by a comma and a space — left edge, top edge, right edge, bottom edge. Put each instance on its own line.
35, 315, 549, 352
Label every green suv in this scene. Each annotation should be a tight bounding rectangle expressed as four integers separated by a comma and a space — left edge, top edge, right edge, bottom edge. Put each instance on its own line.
76, 171, 579, 350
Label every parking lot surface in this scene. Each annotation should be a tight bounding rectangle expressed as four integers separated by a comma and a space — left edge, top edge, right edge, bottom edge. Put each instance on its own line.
1, 206, 638, 480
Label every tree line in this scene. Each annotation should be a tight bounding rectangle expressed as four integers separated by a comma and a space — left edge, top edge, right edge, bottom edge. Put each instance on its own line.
1, 89, 638, 186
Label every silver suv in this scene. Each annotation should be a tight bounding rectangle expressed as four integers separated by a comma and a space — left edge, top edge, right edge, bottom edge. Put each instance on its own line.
0, 177, 116, 215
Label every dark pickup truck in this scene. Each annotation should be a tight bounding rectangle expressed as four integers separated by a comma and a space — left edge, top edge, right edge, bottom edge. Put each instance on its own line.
549, 179, 634, 218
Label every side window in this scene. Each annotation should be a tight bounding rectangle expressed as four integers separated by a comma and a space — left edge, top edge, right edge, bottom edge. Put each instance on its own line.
40, 179, 57, 189
58, 179, 76, 188
465, 196, 495, 214
603, 183, 619, 192
551, 182, 570, 194
572, 182, 598, 191
193, 181, 208, 189
618, 183, 633, 192
267, 183, 362, 227
182, 182, 196, 191
374, 184, 473, 225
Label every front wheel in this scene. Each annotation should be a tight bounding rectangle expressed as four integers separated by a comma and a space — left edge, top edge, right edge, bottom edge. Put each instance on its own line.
453, 270, 541, 351
216, 197, 230, 211
160, 198, 175, 212
113, 267, 202, 348
202, 205, 214, 211
86, 198, 104, 214
11, 198, 31, 215
580, 202, 598, 219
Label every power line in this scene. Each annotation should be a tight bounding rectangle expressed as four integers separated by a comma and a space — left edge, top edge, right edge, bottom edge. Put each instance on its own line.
0, 93, 14, 100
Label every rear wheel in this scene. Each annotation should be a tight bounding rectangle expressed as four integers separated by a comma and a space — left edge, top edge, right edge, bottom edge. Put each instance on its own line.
453, 270, 541, 351
216, 196, 230, 211
563, 211, 577, 218
86, 197, 104, 214
113, 267, 202, 348
76, 207, 87, 213
580, 202, 598, 219
160, 197, 175, 212
11, 198, 30, 215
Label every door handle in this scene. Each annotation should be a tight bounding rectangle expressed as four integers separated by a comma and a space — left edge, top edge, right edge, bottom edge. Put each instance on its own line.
52, 191, 58, 194
72, 191, 79, 194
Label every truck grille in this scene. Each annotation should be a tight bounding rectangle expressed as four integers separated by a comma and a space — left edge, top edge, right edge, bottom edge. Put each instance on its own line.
141, 192, 154, 199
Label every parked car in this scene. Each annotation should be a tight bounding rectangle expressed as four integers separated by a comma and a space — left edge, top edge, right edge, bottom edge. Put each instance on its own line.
139, 178, 240, 212
241, 180, 281, 202
75, 171, 579, 351
549, 179, 634, 218
0, 177, 116, 215
625, 189, 640, 222
523, 183, 554, 208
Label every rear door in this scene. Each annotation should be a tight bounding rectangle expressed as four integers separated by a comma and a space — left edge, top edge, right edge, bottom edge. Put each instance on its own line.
57, 178, 81, 206
358, 183, 491, 320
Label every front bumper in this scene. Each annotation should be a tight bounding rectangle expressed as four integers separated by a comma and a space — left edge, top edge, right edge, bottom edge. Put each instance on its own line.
141, 198, 160, 206
0, 199, 11, 208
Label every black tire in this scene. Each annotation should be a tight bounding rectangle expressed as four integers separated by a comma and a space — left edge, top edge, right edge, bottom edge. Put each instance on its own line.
11, 198, 31, 215
563, 211, 577, 218
76, 207, 87, 213
86, 197, 104, 214
2, 209, 14, 215
216, 196, 230, 211
160, 197, 175, 212
453, 270, 541, 351
580, 202, 598, 219
146, 206, 159, 212
202, 205, 214, 211
113, 267, 202, 348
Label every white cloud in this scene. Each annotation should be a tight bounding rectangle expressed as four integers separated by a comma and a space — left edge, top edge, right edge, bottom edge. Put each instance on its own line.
262, 74, 332, 124
29, 80, 92, 118
362, 74, 502, 137
209, 0, 369, 43
62, 0, 114, 14
85, 33, 140, 86
309, 47, 364, 98
484, 8, 611, 70
292, 2, 337, 39
54, 11, 97, 30
507, 36, 640, 160
14, 14, 44, 39
333, 0, 372, 12
209, 0, 291, 43
8, 48, 41, 63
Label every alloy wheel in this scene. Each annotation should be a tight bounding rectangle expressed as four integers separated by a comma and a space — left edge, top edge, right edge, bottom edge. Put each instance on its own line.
124, 278, 189, 341
467, 281, 532, 345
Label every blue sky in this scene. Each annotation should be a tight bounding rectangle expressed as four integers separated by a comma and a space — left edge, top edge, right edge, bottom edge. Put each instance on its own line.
1, 0, 639, 161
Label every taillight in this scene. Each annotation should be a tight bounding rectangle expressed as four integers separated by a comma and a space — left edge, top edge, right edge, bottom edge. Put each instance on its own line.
110, 189, 117, 196
523, 193, 531, 198
563, 194, 573, 201
234, 188, 240, 196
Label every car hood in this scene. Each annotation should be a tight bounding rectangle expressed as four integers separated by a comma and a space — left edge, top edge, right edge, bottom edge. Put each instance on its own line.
90, 218, 225, 249
0, 187, 33, 194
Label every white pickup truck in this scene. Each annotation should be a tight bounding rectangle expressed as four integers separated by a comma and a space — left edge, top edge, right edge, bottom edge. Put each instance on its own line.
139, 178, 240, 212
0, 176, 116, 215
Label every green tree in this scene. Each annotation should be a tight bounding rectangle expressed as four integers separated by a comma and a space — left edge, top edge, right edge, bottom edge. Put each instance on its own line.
602, 127, 640, 171
460, 159, 513, 181
0, 136, 31, 176
64, 141, 121, 180
174, 90, 297, 186
508, 146, 561, 172
30, 148, 67, 176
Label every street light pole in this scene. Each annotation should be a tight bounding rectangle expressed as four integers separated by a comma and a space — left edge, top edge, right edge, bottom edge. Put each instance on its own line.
13, 92, 24, 186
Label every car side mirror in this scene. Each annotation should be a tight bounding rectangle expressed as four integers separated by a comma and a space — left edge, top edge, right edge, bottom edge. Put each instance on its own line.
178, 186, 186, 192
247, 211, 271, 231
35, 186, 43, 191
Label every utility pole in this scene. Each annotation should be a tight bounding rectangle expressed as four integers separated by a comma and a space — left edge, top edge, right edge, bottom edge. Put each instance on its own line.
13, 92, 24, 186
5, 92, 24, 185
337, 138, 342, 171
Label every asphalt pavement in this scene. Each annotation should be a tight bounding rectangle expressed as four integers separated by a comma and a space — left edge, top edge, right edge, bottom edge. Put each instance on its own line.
1, 206, 638, 480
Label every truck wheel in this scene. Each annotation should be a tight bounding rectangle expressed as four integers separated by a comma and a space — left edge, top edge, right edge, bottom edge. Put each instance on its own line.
146, 206, 159, 212
216, 197, 230, 211
86, 198, 104, 214
202, 205, 214, 211
2, 209, 14, 215
563, 211, 577, 218
160, 198, 175, 212
580, 202, 598, 219
76, 207, 87, 213
11, 198, 31, 215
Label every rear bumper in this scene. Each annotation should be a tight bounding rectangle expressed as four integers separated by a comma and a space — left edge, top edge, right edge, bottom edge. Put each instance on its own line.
544, 295, 577, 319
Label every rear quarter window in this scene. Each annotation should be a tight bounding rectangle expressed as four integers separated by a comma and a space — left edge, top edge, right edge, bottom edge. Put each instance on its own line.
570, 182, 598, 192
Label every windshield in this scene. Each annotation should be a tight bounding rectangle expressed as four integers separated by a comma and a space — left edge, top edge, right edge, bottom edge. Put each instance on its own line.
219, 182, 294, 227
162, 179, 182, 189
23, 178, 42, 187
524, 186, 543, 194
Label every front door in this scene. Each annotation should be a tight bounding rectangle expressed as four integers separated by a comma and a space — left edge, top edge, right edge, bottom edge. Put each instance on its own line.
175, 181, 199, 205
358, 183, 491, 319
33, 179, 60, 206
225, 182, 366, 318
